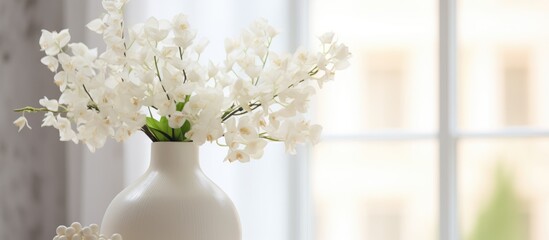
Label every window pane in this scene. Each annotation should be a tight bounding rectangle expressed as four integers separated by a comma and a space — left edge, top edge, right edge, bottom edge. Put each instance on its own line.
458, 138, 549, 240
310, 0, 437, 134
312, 141, 437, 240
457, 0, 549, 131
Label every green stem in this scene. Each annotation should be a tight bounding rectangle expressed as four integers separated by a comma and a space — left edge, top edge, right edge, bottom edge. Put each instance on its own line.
221, 102, 261, 122
254, 36, 272, 86
14, 106, 67, 114
154, 56, 171, 101
82, 84, 96, 104
260, 135, 282, 142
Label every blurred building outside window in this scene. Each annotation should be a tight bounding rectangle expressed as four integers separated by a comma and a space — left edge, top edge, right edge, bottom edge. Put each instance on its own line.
309, 0, 549, 239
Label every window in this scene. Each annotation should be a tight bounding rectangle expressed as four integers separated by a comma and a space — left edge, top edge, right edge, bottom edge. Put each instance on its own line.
502, 50, 530, 126
365, 51, 406, 129
309, 0, 549, 240
310, 0, 438, 239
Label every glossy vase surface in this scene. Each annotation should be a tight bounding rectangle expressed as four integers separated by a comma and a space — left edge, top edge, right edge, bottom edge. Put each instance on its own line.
101, 142, 241, 240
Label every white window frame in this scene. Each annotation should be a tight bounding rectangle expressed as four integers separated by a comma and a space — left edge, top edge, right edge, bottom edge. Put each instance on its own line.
297, 0, 549, 239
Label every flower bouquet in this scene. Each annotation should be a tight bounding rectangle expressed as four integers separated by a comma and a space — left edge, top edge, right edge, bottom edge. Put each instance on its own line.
14, 0, 349, 162
13, 0, 350, 239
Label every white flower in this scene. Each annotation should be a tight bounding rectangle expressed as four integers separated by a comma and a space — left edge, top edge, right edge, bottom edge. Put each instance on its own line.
13, 116, 31, 132
231, 79, 254, 111
224, 38, 240, 53
223, 118, 239, 148
318, 32, 335, 44
39, 96, 59, 111
237, 116, 258, 141
39, 29, 70, 56
331, 43, 351, 70
102, 0, 126, 13
41, 56, 59, 72
77, 114, 113, 152
53, 71, 68, 91
114, 125, 134, 142
277, 86, 315, 116
173, 30, 196, 49
69, 43, 98, 67
42, 112, 57, 127
168, 111, 186, 128
244, 138, 267, 159
194, 39, 209, 55
155, 97, 176, 116
57, 53, 75, 72
172, 13, 191, 35
185, 109, 223, 145
22, 0, 349, 158
55, 116, 78, 143
237, 54, 261, 79
144, 17, 170, 42
226, 149, 250, 163
86, 18, 107, 34
207, 61, 218, 79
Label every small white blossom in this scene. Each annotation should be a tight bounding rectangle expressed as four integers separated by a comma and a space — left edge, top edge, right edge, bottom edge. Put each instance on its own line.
41, 56, 59, 72
226, 149, 250, 163
39, 96, 59, 111
244, 138, 267, 159
224, 38, 240, 53
318, 32, 335, 44
168, 111, 186, 128
172, 13, 191, 36
39, 29, 70, 56
53, 222, 122, 240
13, 116, 31, 132
42, 112, 57, 127
144, 17, 170, 42
86, 18, 107, 34
55, 116, 78, 143
237, 116, 258, 141
194, 39, 209, 55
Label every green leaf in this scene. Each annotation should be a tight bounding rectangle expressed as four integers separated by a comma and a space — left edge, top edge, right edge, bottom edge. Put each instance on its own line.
176, 102, 185, 111
146, 117, 160, 129
180, 120, 191, 141
146, 117, 161, 140
141, 125, 158, 142
146, 117, 173, 141
159, 116, 170, 133
173, 127, 182, 141
149, 128, 172, 141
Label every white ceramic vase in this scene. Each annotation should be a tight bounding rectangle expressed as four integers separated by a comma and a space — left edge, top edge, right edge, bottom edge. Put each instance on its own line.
101, 142, 241, 240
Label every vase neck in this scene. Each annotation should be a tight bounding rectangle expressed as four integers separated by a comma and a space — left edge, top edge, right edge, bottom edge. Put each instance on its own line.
150, 142, 199, 172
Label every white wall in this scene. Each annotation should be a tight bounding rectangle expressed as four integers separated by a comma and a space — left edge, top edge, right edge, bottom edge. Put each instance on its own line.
0, 0, 66, 239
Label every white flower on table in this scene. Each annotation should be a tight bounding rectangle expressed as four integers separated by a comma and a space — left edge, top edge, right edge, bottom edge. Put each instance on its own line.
53, 222, 122, 240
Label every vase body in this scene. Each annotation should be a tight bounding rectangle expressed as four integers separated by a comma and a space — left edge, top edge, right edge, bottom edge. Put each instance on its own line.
101, 142, 241, 240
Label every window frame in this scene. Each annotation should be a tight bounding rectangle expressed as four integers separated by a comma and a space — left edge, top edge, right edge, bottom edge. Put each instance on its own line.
300, 0, 549, 239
